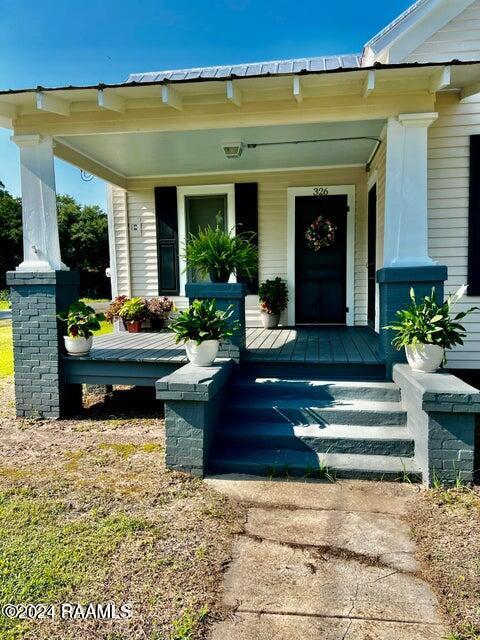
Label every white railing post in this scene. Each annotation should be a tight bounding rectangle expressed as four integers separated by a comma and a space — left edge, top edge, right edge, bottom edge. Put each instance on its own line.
11, 134, 67, 272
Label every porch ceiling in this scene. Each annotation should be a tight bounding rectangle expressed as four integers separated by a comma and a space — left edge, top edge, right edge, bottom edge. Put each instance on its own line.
56, 120, 385, 177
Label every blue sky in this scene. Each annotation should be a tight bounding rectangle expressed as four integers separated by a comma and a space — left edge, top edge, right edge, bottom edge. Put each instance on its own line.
0, 0, 412, 210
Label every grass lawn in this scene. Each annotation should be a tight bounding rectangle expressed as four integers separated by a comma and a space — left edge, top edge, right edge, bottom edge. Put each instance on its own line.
410, 486, 480, 640
0, 321, 112, 380
0, 379, 243, 639
0, 301, 11, 311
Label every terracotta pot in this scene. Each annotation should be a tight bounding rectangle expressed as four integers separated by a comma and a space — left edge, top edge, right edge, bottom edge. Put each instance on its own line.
185, 339, 219, 366
126, 320, 143, 333
405, 344, 444, 373
260, 310, 280, 329
64, 335, 92, 356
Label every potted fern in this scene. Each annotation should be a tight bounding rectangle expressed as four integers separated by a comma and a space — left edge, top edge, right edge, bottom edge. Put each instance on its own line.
170, 299, 239, 366
385, 285, 478, 372
259, 278, 288, 329
184, 225, 258, 283
58, 301, 104, 356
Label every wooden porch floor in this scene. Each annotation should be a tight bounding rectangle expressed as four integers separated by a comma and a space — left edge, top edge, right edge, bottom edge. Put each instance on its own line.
82, 326, 382, 365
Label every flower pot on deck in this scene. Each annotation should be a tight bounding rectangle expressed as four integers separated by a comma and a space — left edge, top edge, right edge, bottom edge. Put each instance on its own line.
185, 339, 219, 367
126, 320, 143, 333
405, 344, 444, 373
64, 335, 93, 357
260, 310, 280, 329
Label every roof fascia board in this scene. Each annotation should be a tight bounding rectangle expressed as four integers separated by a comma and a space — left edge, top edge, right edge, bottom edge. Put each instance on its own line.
363, 0, 476, 65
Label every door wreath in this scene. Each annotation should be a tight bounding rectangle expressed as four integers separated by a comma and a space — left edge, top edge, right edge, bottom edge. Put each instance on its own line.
305, 215, 337, 251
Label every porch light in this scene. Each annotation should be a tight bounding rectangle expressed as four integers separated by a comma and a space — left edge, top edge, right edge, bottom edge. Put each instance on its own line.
222, 142, 244, 159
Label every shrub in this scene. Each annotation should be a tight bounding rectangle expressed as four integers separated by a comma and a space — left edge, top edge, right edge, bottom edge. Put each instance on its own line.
170, 299, 239, 345
385, 285, 479, 352
259, 278, 288, 315
58, 301, 104, 338
184, 225, 258, 282
0, 290, 9, 303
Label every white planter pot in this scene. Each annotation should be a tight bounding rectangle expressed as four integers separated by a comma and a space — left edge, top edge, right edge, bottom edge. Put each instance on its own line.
405, 344, 444, 373
260, 311, 280, 329
64, 335, 93, 357
185, 339, 219, 367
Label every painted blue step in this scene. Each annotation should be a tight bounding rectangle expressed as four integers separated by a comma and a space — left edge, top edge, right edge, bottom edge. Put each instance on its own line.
240, 361, 386, 380
216, 421, 415, 456
228, 378, 401, 402
223, 397, 407, 426
209, 447, 421, 481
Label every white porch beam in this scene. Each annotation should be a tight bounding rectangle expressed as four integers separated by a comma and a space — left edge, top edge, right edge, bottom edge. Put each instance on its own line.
226, 80, 242, 107
293, 76, 303, 103
383, 112, 438, 268
461, 81, 480, 102
0, 102, 17, 129
161, 85, 183, 110
10, 134, 67, 272
97, 89, 126, 113
362, 71, 376, 98
53, 140, 127, 190
36, 91, 70, 116
429, 66, 451, 94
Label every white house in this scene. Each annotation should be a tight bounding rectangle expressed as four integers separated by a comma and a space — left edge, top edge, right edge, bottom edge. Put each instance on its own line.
4, 0, 480, 484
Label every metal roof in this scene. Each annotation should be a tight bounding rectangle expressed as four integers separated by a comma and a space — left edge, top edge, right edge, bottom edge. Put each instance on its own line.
364, 0, 429, 49
125, 54, 362, 83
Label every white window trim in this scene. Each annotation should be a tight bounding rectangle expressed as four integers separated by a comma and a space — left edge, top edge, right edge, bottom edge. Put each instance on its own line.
287, 185, 356, 327
177, 183, 236, 295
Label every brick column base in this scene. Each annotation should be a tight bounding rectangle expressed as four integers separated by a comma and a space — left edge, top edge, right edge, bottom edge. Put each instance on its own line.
377, 266, 448, 379
7, 270, 80, 418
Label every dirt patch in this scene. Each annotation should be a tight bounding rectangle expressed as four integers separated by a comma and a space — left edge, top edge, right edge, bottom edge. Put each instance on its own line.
409, 485, 480, 640
0, 378, 244, 640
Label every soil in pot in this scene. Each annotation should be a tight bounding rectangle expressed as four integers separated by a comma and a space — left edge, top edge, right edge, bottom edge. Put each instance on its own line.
260, 311, 280, 329
185, 340, 219, 366
126, 321, 143, 333
405, 344, 445, 373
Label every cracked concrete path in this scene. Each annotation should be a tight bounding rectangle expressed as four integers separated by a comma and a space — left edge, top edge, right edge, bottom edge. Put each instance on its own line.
205, 476, 446, 640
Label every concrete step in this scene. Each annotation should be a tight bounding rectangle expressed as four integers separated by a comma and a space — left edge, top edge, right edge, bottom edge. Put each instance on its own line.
229, 378, 401, 402
223, 397, 407, 427
240, 360, 386, 381
216, 421, 414, 456
209, 447, 421, 481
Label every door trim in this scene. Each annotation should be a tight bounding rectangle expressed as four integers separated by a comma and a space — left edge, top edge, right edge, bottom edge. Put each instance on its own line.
287, 185, 355, 326
177, 183, 236, 295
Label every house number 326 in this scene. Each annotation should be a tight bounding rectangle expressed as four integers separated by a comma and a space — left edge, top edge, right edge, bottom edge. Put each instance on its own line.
313, 187, 329, 196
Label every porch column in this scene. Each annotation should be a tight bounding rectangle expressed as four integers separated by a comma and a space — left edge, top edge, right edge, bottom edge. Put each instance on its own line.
11, 134, 67, 272
378, 113, 448, 378
7, 134, 80, 418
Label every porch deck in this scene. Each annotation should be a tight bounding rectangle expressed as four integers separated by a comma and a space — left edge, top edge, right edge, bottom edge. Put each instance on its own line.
64, 327, 384, 386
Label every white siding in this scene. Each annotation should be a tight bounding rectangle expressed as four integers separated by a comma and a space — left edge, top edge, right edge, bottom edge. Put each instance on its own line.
428, 92, 480, 369
110, 185, 131, 297
112, 166, 370, 325
404, 0, 480, 63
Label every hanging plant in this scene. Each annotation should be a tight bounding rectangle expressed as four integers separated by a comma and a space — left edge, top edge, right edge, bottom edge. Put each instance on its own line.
304, 215, 336, 251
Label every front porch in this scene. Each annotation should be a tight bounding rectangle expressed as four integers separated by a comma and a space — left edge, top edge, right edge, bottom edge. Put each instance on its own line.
64, 326, 384, 387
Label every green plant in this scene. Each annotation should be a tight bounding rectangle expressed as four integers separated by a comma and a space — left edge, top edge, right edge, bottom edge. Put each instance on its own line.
146, 297, 175, 321
105, 295, 128, 322
118, 297, 147, 323
259, 277, 289, 315
0, 290, 9, 303
170, 299, 239, 345
171, 606, 209, 640
184, 225, 258, 282
385, 285, 479, 355
58, 301, 104, 338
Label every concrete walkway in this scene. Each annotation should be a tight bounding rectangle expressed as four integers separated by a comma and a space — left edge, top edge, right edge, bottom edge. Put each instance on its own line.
205, 476, 446, 640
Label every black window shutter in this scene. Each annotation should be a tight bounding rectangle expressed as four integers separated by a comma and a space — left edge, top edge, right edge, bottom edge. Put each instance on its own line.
468, 135, 480, 296
234, 182, 258, 294
154, 186, 179, 295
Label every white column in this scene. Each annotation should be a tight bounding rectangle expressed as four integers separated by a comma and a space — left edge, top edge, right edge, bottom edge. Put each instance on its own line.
383, 112, 438, 268
11, 134, 67, 272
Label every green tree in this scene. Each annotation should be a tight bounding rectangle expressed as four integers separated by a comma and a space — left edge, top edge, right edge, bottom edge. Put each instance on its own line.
0, 185, 110, 297
0, 181, 22, 289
